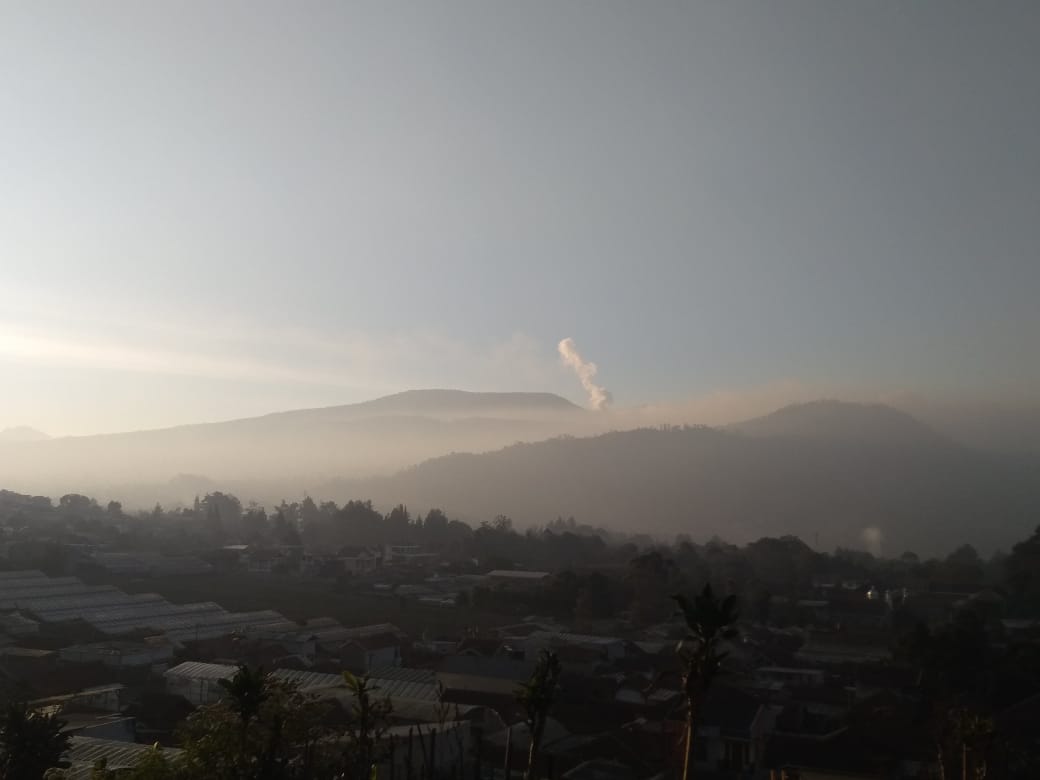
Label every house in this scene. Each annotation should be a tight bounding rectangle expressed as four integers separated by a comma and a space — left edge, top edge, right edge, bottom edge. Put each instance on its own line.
523, 631, 627, 662
338, 622, 407, 640
614, 679, 682, 711
246, 548, 281, 574
272, 668, 346, 692
767, 691, 934, 780
623, 685, 772, 776
691, 685, 774, 776
827, 592, 889, 630
59, 712, 137, 742
340, 633, 403, 673
754, 667, 826, 689
0, 611, 39, 636
384, 544, 438, 567
437, 655, 534, 710
164, 661, 237, 706
794, 631, 893, 666
59, 736, 184, 778
316, 668, 441, 710
455, 637, 505, 657
485, 570, 550, 591
59, 640, 175, 669
340, 547, 381, 575
0, 646, 55, 678
221, 545, 250, 565
32, 684, 127, 717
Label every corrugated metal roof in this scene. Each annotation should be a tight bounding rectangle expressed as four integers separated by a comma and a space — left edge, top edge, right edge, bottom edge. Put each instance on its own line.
0, 587, 119, 608
273, 669, 345, 690
61, 736, 183, 778
367, 677, 440, 702
486, 570, 550, 579
437, 672, 519, 696
302, 616, 340, 629
1, 570, 294, 645
0, 575, 82, 589
340, 623, 404, 638
438, 656, 534, 680
4, 587, 125, 611
528, 631, 623, 646
0, 570, 46, 580
369, 667, 437, 684
165, 661, 237, 680
387, 698, 476, 723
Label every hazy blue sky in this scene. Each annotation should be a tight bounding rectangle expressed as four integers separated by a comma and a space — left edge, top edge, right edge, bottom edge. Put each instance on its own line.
2, 2, 1038, 435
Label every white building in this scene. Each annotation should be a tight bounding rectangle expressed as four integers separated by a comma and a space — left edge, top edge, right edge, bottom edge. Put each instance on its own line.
384, 545, 438, 567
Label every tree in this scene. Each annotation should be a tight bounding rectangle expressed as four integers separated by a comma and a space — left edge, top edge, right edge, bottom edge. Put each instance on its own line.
1006, 525, 1040, 613
672, 584, 739, 780
0, 701, 69, 780
516, 650, 562, 780
627, 551, 681, 625
341, 672, 392, 780
421, 508, 449, 544
933, 707, 994, 780
58, 494, 92, 517
200, 492, 243, 538
178, 670, 333, 780
574, 572, 617, 620
384, 505, 411, 542
492, 515, 513, 533
271, 510, 300, 547
218, 665, 271, 740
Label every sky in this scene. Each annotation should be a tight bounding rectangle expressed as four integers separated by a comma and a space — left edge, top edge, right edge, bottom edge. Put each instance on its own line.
1, 2, 1038, 436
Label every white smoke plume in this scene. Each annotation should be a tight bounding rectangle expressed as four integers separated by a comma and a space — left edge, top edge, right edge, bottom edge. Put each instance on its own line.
861, 526, 884, 557
557, 337, 613, 410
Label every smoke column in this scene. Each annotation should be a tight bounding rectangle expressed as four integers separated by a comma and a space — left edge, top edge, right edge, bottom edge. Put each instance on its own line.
557, 338, 613, 410
861, 526, 884, 557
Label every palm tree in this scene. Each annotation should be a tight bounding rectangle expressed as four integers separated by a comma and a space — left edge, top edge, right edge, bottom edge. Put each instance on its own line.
218, 664, 270, 741
342, 671, 392, 780
672, 584, 739, 780
516, 650, 562, 780
0, 701, 69, 780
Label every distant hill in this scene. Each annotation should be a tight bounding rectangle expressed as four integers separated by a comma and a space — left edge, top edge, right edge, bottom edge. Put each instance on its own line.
302, 389, 582, 418
0, 426, 50, 443
0, 390, 592, 499
325, 408, 1039, 556
729, 400, 951, 448
5, 392, 1037, 555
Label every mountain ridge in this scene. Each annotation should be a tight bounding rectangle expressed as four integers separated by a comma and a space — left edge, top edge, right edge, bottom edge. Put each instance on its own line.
728, 399, 952, 448
0, 389, 593, 497
0, 426, 50, 443
320, 416, 1037, 556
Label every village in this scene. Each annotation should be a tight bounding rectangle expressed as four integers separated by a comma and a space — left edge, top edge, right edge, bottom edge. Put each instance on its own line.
0, 498, 1037, 779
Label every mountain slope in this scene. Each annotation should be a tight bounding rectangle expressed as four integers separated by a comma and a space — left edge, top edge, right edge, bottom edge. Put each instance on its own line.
729, 400, 951, 448
326, 417, 1039, 556
0, 426, 50, 443
0, 390, 590, 496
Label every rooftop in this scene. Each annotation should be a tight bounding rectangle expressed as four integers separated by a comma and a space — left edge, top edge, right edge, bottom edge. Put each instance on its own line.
528, 631, 623, 646
61, 737, 183, 779
486, 570, 550, 579
165, 661, 237, 681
